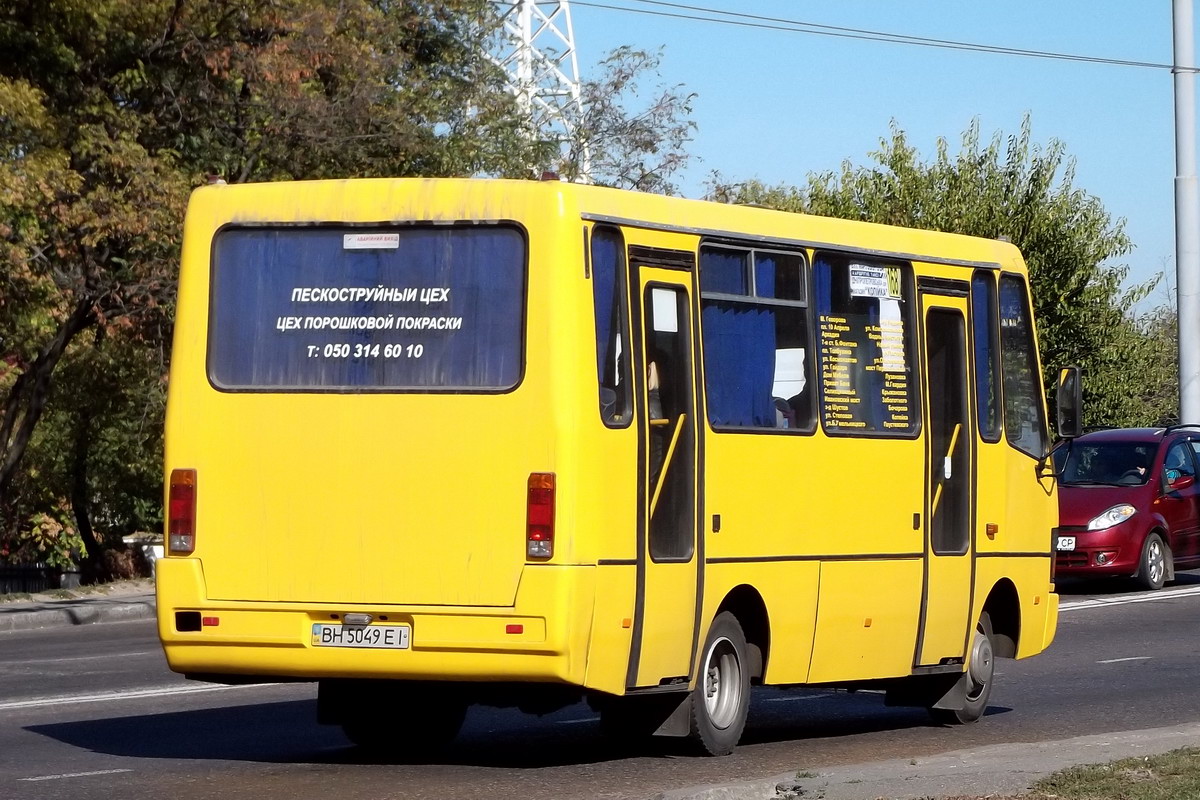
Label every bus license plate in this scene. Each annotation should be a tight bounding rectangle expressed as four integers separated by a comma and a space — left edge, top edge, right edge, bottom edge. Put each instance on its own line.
311, 623, 411, 649
1056, 536, 1076, 551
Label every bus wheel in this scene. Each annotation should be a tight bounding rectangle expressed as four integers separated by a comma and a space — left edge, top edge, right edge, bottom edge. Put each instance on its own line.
689, 611, 750, 755
930, 612, 994, 725
341, 689, 467, 755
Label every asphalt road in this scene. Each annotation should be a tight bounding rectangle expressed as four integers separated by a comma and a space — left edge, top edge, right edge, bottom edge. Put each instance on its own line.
3, 576, 1200, 800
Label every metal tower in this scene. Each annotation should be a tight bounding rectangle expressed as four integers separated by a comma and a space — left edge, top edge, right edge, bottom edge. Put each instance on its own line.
491, 0, 591, 180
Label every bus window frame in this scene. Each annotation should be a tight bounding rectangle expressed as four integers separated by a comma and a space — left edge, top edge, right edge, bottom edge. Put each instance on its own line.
589, 223, 634, 429
697, 239, 818, 436
204, 220, 531, 395
970, 269, 1004, 444
812, 250, 923, 441
998, 271, 1050, 459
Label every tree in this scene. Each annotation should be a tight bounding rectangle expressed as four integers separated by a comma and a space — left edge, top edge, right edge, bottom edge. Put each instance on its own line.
1140, 293, 1180, 425
708, 117, 1174, 428
0, 0, 549, 572
559, 46, 697, 194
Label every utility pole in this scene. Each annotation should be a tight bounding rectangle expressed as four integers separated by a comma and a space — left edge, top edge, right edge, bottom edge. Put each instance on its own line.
492, 0, 591, 181
1175, 0, 1200, 422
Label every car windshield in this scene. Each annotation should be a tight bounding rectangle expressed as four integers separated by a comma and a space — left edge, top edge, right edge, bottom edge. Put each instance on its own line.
1052, 441, 1155, 486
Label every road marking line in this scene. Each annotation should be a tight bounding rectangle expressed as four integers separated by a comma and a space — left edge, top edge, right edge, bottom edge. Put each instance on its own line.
762, 695, 827, 703
0, 682, 278, 711
2, 650, 158, 665
1060, 584, 1200, 611
20, 769, 133, 782
1097, 656, 1153, 664
555, 718, 593, 725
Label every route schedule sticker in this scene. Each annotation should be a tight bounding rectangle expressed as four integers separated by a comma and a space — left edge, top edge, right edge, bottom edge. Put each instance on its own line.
817, 263, 913, 434
848, 264, 903, 300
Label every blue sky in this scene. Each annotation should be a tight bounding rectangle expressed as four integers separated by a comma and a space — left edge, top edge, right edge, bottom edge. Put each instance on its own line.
567, 1, 1184, 304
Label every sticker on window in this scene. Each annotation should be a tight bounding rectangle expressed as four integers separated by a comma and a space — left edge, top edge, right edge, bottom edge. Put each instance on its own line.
849, 264, 901, 299
651, 287, 679, 333
343, 233, 400, 250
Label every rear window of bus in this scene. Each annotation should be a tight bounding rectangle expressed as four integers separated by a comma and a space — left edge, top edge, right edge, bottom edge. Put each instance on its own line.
207, 225, 525, 392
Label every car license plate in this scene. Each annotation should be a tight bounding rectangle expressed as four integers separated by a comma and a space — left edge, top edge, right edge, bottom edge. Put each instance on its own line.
311, 623, 411, 649
1056, 536, 1076, 552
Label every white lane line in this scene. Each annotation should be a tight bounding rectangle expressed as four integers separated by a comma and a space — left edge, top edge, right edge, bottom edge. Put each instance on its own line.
0, 682, 278, 711
762, 695, 828, 703
1097, 656, 1153, 664
1060, 584, 1200, 611
2, 651, 158, 665
20, 769, 133, 782
555, 718, 594, 725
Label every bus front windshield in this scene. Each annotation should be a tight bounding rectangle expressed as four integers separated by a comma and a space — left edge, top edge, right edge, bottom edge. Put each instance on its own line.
1053, 442, 1155, 487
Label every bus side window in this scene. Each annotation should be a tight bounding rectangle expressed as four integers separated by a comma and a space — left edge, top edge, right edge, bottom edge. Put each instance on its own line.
699, 244, 812, 431
998, 274, 1048, 458
813, 254, 917, 436
591, 227, 632, 426
971, 271, 1002, 442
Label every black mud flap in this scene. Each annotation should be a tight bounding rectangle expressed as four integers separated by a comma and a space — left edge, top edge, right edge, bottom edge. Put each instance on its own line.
653, 693, 693, 737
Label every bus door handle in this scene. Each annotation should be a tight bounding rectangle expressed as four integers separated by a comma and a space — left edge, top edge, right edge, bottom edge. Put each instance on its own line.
649, 413, 687, 516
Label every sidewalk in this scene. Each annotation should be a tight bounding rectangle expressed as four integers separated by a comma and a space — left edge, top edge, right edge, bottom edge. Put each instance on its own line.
662, 721, 1200, 800
0, 579, 156, 633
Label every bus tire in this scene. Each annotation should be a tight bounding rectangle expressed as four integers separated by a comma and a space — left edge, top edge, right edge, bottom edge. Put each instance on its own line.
689, 611, 750, 755
929, 611, 994, 725
341, 689, 467, 755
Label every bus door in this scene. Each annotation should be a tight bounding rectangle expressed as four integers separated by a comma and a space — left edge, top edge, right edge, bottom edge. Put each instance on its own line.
916, 291, 975, 666
627, 261, 701, 688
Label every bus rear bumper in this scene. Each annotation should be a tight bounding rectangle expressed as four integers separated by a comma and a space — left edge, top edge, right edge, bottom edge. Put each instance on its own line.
156, 558, 594, 685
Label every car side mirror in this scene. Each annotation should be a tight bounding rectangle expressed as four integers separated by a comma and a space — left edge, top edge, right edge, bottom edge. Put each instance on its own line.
1056, 366, 1083, 440
1170, 473, 1196, 492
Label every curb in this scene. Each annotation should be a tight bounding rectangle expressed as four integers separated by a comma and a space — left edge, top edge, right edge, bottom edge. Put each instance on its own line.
0, 597, 157, 633
654, 773, 799, 800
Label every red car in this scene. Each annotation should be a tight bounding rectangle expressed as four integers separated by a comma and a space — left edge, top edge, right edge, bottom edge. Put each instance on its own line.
1053, 426, 1200, 590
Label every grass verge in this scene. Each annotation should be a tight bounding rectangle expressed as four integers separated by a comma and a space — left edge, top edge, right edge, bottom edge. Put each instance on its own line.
917, 747, 1200, 800
1027, 747, 1200, 799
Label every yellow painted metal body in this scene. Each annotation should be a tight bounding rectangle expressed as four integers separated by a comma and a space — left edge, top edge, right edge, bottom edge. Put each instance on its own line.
159, 178, 1058, 697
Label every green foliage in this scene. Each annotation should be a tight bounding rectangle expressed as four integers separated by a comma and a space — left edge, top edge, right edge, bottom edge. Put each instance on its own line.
19, 510, 83, 570
709, 117, 1176, 428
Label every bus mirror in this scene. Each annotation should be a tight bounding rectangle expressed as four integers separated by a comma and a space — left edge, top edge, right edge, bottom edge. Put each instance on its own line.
1056, 366, 1083, 440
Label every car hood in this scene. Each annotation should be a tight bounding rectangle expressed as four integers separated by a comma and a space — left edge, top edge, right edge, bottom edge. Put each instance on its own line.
1058, 483, 1151, 527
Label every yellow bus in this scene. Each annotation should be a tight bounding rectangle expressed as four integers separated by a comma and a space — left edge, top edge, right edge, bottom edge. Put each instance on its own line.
158, 177, 1071, 756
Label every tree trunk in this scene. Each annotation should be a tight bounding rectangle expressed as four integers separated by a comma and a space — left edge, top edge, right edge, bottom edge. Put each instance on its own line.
71, 411, 103, 584
0, 298, 96, 500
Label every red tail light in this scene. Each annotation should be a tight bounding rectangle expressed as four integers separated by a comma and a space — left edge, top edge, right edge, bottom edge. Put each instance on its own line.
526, 472, 555, 559
168, 469, 197, 555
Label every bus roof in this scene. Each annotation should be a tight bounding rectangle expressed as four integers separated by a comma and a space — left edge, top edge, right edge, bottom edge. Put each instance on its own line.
188, 177, 1026, 272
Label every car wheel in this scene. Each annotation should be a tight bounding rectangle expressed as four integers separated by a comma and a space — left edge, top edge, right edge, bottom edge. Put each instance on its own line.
689, 611, 750, 756
1136, 532, 1168, 591
929, 611, 994, 725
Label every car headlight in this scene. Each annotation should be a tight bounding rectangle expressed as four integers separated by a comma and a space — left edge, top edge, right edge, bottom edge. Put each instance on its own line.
1087, 504, 1137, 531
